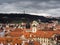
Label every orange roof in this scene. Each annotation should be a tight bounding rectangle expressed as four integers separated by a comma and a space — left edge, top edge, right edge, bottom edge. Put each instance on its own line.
9, 30, 60, 38
13, 38, 22, 44
54, 30, 60, 34
55, 25, 60, 29
35, 31, 54, 38
13, 28, 23, 32
5, 27, 13, 31
23, 31, 38, 38
0, 37, 22, 44
23, 31, 31, 38
3, 27, 60, 38
0, 37, 5, 42
9, 32, 22, 37
25, 42, 29, 45
33, 41, 40, 45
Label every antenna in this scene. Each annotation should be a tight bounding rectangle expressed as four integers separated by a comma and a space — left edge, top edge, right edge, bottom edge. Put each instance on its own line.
23, 10, 25, 14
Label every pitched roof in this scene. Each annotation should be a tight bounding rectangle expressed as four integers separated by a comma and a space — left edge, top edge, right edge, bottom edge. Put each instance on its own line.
34, 31, 54, 38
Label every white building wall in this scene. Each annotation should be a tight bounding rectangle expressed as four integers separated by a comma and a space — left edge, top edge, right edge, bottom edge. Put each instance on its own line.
32, 27, 37, 33
36, 38, 50, 45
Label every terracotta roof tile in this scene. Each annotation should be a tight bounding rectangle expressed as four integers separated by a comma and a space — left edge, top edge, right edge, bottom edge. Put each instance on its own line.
35, 31, 54, 38
9, 32, 22, 37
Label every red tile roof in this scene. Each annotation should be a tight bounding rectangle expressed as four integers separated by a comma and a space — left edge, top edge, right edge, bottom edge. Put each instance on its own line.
9, 32, 22, 37
33, 41, 40, 45
13, 28, 23, 32
34, 31, 54, 38
54, 30, 60, 34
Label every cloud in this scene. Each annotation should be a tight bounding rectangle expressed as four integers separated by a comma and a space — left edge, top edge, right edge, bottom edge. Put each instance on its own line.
0, 0, 60, 17
45, 8, 60, 17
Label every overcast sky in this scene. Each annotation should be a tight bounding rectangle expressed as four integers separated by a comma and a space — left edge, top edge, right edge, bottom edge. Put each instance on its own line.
0, 0, 60, 17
